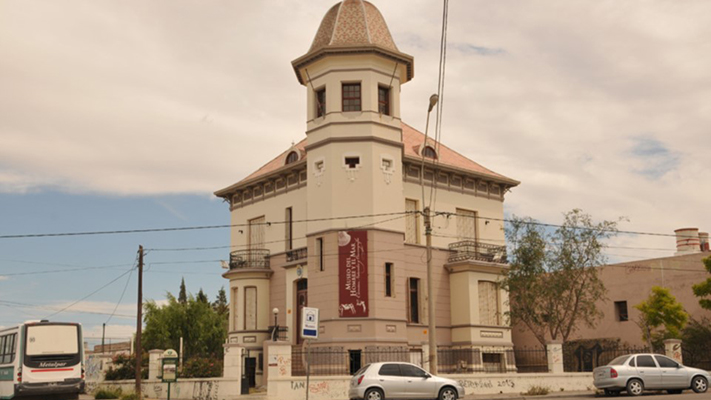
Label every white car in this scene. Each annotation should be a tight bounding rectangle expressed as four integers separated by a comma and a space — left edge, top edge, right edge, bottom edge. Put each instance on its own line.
593, 353, 710, 396
349, 362, 464, 400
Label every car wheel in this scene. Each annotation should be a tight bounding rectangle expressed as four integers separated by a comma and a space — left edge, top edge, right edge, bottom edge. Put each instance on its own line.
439, 386, 458, 400
626, 379, 644, 396
691, 376, 708, 393
365, 388, 384, 400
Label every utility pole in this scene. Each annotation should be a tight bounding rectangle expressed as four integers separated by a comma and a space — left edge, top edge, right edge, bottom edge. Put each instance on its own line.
424, 207, 438, 374
102, 323, 106, 354
135, 245, 143, 399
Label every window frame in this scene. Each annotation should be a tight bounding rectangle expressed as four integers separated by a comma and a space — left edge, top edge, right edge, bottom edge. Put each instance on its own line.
317, 237, 324, 272
378, 85, 390, 115
408, 277, 420, 324
385, 262, 393, 297
614, 301, 629, 322
342, 83, 362, 112
315, 87, 326, 118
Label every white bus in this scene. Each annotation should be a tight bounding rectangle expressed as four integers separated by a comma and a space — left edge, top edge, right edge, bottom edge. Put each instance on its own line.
0, 320, 84, 400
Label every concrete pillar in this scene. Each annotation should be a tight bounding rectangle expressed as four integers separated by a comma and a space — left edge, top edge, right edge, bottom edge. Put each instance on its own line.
148, 349, 163, 380
546, 341, 564, 374
223, 343, 244, 379
266, 343, 292, 397
664, 339, 683, 364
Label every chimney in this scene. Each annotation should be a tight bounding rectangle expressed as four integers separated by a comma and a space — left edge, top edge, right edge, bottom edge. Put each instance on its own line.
699, 232, 709, 252
675, 228, 700, 255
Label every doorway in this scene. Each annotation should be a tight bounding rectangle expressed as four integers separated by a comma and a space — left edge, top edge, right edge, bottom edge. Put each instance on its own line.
296, 279, 308, 344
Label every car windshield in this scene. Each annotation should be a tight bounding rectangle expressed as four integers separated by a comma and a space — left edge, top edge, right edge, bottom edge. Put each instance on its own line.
608, 355, 631, 366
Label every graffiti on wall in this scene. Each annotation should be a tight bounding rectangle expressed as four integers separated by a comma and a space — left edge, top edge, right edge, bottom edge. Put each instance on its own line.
192, 380, 219, 400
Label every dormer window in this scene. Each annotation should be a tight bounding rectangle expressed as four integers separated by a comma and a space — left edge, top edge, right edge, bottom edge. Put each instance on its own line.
378, 86, 390, 115
422, 146, 437, 159
342, 83, 361, 112
315, 88, 326, 118
286, 151, 299, 165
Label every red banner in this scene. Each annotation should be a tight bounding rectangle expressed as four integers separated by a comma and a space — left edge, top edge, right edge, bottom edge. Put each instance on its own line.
338, 230, 368, 317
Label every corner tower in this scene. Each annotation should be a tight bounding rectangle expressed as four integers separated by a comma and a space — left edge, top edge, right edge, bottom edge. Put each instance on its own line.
292, 0, 414, 234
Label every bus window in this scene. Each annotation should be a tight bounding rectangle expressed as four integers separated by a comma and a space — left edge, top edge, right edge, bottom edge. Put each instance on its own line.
26, 325, 79, 355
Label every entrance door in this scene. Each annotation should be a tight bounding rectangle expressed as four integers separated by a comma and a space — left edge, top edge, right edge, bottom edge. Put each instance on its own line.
296, 279, 308, 344
244, 357, 257, 388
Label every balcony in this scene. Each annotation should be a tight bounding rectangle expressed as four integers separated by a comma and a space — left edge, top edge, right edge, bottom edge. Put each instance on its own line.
229, 249, 270, 270
286, 247, 307, 263
448, 240, 507, 264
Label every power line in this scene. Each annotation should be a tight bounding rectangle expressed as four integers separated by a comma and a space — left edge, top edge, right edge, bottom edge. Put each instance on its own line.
42, 266, 135, 320
105, 255, 138, 325
0, 211, 412, 239
0, 300, 134, 319
1, 264, 132, 276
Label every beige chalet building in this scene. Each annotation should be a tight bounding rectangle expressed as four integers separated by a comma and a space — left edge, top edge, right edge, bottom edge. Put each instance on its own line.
215, 0, 519, 385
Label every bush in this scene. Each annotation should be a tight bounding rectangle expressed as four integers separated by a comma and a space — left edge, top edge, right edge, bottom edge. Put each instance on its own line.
120, 393, 138, 400
181, 355, 223, 378
94, 386, 122, 399
523, 385, 550, 396
104, 353, 148, 381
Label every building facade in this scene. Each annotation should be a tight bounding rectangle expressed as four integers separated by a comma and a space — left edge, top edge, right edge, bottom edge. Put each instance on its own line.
214, 0, 519, 386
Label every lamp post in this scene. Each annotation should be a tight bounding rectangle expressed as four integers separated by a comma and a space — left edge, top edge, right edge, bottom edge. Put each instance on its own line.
420, 94, 439, 374
272, 308, 279, 341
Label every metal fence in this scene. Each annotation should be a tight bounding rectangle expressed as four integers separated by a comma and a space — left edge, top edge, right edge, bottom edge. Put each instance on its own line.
683, 348, 711, 371
513, 347, 549, 373
563, 345, 650, 372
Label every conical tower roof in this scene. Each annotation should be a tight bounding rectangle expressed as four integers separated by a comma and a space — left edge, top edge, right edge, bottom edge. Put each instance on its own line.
292, 0, 413, 85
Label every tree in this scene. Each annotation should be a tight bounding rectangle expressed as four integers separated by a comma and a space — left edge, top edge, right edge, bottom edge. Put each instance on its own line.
142, 292, 227, 360
178, 278, 187, 305
692, 256, 711, 310
501, 209, 619, 347
197, 288, 208, 304
213, 287, 229, 319
635, 286, 689, 351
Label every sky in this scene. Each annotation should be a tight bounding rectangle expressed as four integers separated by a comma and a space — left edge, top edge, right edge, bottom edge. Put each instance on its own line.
1, 0, 710, 346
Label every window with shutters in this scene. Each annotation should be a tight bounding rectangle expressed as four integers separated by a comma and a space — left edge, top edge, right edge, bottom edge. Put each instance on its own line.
285, 207, 293, 251
315, 88, 326, 117
244, 286, 257, 330
456, 208, 477, 240
232, 287, 239, 331
478, 281, 500, 325
378, 86, 390, 115
405, 199, 420, 244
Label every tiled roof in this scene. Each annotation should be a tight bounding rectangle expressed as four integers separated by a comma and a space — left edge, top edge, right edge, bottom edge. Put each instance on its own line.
215, 123, 518, 197
401, 122, 517, 183
309, 0, 398, 53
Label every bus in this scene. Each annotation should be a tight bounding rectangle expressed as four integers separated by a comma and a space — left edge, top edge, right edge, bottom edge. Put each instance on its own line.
0, 320, 84, 400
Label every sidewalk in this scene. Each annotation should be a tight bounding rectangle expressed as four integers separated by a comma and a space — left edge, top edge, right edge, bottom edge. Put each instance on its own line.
465, 390, 595, 400
81, 389, 597, 400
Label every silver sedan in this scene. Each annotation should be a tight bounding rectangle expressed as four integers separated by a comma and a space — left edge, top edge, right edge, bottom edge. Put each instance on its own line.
349, 362, 464, 400
593, 353, 710, 396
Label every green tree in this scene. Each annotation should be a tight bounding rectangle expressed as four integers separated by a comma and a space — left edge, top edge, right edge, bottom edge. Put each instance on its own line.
142, 292, 227, 360
178, 278, 187, 305
692, 256, 711, 310
635, 286, 689, 351
213, 287, 229, 318
197, 288, 209, 304
501, 209, 619, 347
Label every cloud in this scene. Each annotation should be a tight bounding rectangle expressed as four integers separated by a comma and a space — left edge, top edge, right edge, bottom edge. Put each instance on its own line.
49, 301, 136, 320
0, 276, 8, 281
0, 0, 709, 256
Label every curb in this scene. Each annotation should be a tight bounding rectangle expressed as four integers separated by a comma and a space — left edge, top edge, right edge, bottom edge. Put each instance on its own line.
465, 390, 596, 400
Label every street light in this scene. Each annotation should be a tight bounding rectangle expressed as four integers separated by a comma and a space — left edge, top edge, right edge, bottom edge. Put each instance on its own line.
272, 308, 279, 341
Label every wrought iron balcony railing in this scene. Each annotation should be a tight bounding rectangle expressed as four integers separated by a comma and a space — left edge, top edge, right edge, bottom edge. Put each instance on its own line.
286, 247, 307, 263
448, 240, 507, 264
229, 249, 270, 270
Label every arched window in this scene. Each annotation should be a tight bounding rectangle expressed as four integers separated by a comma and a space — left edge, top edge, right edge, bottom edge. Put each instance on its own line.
285, 151, 299, 165
422, 146, 437, 159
